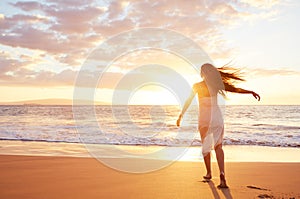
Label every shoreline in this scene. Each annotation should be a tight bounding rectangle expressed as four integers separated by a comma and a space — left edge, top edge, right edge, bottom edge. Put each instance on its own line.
1, 140, 299, 162
0, 154, 299, 199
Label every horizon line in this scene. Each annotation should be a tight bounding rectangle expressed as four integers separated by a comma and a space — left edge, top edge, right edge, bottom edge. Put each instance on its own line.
0, 98, 299, 106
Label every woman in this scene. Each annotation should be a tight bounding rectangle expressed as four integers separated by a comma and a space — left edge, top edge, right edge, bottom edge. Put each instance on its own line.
176, 63, 260, 188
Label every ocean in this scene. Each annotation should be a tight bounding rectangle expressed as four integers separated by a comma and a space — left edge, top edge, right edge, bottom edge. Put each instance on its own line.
0, 105, 299, 148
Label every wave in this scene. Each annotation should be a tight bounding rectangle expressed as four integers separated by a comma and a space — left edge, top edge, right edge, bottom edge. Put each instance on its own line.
1, 105, 299, 149
1, 137, 299, 148
251, 123, 300, 131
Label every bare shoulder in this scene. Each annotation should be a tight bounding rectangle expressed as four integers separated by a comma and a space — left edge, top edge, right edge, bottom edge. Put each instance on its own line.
193, 81, 211, 97
193, 81, 205, 92
193, 81, 206, 87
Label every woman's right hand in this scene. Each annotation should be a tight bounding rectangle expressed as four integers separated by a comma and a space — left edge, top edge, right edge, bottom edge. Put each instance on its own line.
176, 114, 182, 127
252, 91, 261, 101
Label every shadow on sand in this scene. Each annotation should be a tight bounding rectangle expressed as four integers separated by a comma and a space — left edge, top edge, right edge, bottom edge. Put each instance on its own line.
201, 180, 233, 199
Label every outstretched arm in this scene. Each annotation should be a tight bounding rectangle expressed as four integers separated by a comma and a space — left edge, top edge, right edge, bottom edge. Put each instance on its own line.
225, 84, 260, 101
176, 90, 195, 127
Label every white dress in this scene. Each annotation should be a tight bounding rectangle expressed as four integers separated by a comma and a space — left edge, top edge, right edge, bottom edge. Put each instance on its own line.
198, 96, 224, 156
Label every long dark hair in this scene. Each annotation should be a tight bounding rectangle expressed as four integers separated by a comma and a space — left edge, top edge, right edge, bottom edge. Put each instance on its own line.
217, 66, 245, 90
201, 63, 245, 97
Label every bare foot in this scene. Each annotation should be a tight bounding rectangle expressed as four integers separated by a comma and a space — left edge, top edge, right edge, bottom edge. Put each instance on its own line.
203, 173, 212, 180
217, 173, 229, 189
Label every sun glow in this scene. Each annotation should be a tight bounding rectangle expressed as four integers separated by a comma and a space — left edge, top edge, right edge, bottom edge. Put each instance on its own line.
128, 85, 179, 105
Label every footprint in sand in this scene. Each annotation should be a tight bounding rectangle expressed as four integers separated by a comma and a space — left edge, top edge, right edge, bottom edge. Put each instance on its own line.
246, 185, 270, 191
246, 186, 274, 198
257, 193, 274, 198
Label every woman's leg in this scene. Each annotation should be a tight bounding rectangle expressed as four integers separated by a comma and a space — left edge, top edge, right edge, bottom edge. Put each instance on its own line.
215, 144, 228, 187
203, 152, 211, 178
199, 126, 211, 178
214, 144, 224, 174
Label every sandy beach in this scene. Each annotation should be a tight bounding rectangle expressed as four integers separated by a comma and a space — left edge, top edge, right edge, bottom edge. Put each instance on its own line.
1, 154, 299, 199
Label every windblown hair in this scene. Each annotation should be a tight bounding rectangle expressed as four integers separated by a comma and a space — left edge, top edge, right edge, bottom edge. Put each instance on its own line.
201, 63, 225, 97
201, 63, 245, 97
217, 66, 245, 89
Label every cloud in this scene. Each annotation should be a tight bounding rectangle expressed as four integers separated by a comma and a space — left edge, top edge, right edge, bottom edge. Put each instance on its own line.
240, 0, 280, 9
0, 67, 78, 87
0, 58, 25, 78
0, 14, 47, 30
47, 0, 96, 8
245, 67, 300, 77
45, 6, 104, 34
3, 2, 103, 51
10, 1, 42, 11
0, 26, 62, 52
0, 0, 283, 88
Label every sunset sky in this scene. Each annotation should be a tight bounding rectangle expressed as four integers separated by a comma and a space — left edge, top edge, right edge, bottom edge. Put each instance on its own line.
0, 0, 299, 105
